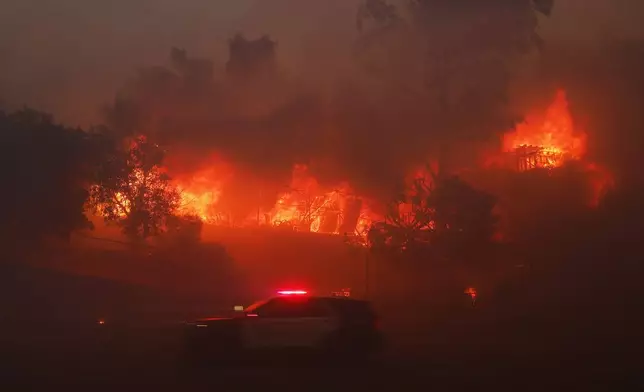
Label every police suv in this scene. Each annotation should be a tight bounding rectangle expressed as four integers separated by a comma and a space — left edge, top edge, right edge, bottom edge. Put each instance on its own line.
184, 290, 383, 360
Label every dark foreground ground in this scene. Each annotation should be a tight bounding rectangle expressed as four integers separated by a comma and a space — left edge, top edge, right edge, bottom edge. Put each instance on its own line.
3, 312, 641, 391
1, 261, 642, 392
3, 326, 641, 392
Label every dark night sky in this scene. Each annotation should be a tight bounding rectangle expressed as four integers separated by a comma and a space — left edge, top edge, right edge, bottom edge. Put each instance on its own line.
1, 0, 643, 125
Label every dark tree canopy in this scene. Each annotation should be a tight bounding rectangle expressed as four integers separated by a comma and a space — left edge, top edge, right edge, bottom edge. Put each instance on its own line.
368, 166, 498, 258
0, 109, 99, 247
89, 136, 181, 241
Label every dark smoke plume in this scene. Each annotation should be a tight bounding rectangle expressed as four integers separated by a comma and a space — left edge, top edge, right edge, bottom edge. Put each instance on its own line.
544, 38, 644, 184
102, 1, 642, 217
103, 31, 436, 203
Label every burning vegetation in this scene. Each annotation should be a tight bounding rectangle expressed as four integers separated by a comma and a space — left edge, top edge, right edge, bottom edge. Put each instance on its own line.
88, 23, 612, 247
174, 163, 377, 238
88, 85, 609, 247
89, 136, 181, 241
5, 0, 637, 255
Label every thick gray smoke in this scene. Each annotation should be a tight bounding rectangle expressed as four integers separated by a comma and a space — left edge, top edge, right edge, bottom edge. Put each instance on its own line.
1, 0, 642, 124
101, 0, 555, 206
102, 32, 440, 202
3, 0, 643, 207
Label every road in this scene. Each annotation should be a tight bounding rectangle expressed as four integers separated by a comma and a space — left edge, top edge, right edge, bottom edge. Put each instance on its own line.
2, 261, 642, 392
3, 320, 640, 392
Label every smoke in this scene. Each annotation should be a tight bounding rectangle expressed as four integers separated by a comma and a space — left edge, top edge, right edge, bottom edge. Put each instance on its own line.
102, 28, 438, 203
540, 39, 644, 184
2, 0, 644, 209
94, 2, 643, 218
101, 2, 542, 205
1, 0, 642, 120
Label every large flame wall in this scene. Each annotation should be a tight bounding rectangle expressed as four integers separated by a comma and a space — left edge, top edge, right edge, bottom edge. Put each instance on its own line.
93, 88, 613, 238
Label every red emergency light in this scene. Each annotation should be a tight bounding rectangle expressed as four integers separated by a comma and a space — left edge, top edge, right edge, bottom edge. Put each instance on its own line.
277, 290, 308, 295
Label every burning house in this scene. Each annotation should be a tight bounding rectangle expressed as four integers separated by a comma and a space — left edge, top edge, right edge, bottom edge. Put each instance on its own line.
496, 89, 612, 207
503, 89, 587, 172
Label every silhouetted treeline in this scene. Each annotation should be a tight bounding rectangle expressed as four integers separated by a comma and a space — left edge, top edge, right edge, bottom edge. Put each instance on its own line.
0, 109, 113, 249
2, 102, 643, 260
0, 108, 191, 253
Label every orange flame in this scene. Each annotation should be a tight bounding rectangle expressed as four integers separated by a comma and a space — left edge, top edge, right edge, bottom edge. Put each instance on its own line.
268, 165, 376, 237
164, 162, 377, 239
503, 89, 587, 169
91, 88, 613, 237
499, 89, 612, 205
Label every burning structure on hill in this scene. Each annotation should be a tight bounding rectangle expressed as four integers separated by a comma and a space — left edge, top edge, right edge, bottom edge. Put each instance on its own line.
91, 85, 612, 244
90, 29, 613, 244
503, 90, 587, 172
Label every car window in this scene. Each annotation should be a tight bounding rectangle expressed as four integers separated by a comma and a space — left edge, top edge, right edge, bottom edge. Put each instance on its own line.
253, 297, 329, 318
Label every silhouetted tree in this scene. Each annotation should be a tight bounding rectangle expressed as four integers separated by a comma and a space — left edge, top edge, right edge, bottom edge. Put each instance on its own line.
89, 136, 181, 242
0, 109, 97, 249
368, 165, 498, 259
428, 174, 498, 250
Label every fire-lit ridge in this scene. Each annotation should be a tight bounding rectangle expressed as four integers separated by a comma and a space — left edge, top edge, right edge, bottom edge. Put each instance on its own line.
91, 88, 612, 239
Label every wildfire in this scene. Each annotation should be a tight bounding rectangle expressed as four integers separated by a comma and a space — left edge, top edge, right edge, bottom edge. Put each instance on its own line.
112, 192, 130, 217
90, 166, 181, 220
91, 88, 613, 238
267, 165, 378, 237
91, 168, 148, 218
503, 89, 587, 170
175, 171, 224, 223
170, 163, 377, 238
498, 88, 612, 206
178, 189, 220, 222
